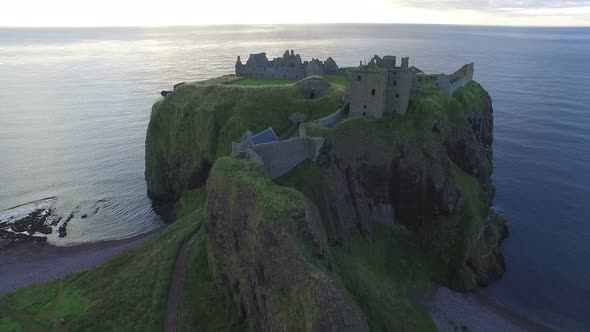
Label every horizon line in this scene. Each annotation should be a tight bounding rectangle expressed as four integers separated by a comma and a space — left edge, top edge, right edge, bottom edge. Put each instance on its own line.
1, 22, 590, 29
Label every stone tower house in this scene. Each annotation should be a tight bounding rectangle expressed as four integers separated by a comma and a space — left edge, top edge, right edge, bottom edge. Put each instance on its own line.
350, 55, 416, 119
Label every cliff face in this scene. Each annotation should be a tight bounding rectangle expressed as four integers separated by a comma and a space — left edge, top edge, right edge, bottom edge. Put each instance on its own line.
278, 82, 506, 290
206, 158, 367, 331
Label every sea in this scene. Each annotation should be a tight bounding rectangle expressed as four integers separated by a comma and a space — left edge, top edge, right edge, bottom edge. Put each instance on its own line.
0, 24, 589, 330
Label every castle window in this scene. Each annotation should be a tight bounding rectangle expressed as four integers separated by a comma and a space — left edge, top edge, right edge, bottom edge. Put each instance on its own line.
357, 75, 361, 81
371, 89, 375, 96
363, 105, 367, 109
396, 94, 400, 99
394, 81, 397, 86
363, 112, 366, 116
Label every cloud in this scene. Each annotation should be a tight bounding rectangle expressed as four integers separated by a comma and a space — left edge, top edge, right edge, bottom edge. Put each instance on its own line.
402, 0, 590, 11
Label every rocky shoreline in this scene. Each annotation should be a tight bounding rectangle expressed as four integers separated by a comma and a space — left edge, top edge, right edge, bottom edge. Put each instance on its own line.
0, 208, 53, 250
429, 287, 556, 332
0, 200, 112, 250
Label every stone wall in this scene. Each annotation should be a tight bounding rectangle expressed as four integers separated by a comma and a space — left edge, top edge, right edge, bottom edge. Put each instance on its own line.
434, 63, 475, 95
349, 69, 388, 119
248, 136, 324, 178
319, 102, 349, 128
349, 55, 416, 118
385, 69, 415, 116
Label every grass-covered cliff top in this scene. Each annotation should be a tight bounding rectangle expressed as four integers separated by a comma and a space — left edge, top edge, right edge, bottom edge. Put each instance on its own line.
147, 74, 347, 164
229, 73, 351, 88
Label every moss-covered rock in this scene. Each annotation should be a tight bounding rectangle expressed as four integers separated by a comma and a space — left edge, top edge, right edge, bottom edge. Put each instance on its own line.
206, 158, 367, 331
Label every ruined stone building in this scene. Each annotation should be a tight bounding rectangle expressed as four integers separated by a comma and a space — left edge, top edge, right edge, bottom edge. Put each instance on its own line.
433, 63, 474, 95
235, 50, 339, 79
232, 126, 324, 179
349, 55, 417, 119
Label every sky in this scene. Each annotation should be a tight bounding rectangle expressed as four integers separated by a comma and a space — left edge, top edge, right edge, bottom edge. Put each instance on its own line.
1, 0, 590, 27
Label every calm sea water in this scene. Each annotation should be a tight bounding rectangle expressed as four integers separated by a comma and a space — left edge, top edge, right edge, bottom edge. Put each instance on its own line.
1, 24, 589, 330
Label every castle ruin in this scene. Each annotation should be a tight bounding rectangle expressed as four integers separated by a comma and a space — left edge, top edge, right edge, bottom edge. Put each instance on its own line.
349, 55, 417, 119
229, 52, 477, 180
232, 126, 324, 179
433, 63, 475, 95
235, 50, 339, 79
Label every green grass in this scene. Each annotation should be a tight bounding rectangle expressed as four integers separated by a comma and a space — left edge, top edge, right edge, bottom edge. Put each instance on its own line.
324, 73, 351, 88
453, 81, 490, 111
0, 189, 207, 332
178, 233, 245, 331
229, 77, 298, 86
332, 223, 437, 332
228, 72, 351, 89
0, 313, 24, 332
208, 157, 310, 220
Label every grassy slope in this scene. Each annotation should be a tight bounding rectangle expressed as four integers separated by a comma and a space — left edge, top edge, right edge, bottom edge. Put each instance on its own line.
331, 224, 437, 332
277, 162, 437, 331
229, 72, 351, 89
0, 190, 208, 332
178, 232, 244, 331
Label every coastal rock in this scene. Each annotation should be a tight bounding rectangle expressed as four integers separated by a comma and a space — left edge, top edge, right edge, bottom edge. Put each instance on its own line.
161, 90, 172, 97
206, 158, 368, 331
452, 213, 508, 291
58, 223, 68, 238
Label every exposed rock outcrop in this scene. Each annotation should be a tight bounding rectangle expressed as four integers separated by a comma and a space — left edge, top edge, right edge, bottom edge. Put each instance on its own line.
206, 158, 368, 331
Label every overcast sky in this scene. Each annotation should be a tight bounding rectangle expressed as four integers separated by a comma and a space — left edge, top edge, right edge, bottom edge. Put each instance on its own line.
1, 0, 589, 27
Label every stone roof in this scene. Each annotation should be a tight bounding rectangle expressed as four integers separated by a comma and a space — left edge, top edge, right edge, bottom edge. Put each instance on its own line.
251, 53, 269, 66
409, 66, 423, 74
250, 127, 278, 145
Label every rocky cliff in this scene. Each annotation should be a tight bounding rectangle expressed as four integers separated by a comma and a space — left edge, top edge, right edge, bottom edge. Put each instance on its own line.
145, 76, 508, 329
206, 158, 367, 331
278, 82, 506, 290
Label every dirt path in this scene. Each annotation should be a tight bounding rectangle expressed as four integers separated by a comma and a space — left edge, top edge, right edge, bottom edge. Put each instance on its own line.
164, 230, 201, 332
50, 280, 66, 332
